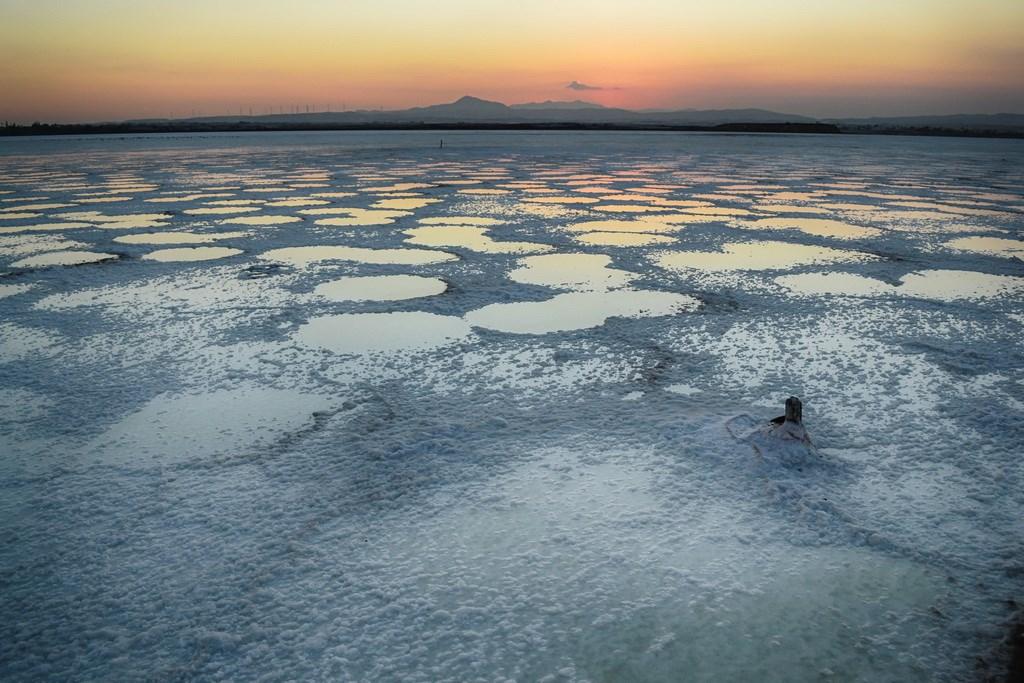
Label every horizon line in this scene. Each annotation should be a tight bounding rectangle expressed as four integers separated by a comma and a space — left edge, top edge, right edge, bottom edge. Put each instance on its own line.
6, 95, 1022, 128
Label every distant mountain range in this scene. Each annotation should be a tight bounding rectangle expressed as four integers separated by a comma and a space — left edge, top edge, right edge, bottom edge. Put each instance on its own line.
130, 96, 1021, 134
5, 96, 1022, 138
164, 95, 818, 127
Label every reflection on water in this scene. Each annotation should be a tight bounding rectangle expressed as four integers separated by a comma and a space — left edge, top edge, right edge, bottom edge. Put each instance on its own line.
304, 207, 411, 226
887, 201, 1008, 217
142, 247, 243, 262
405, 226, 551, 254
566, 219, 680, 234
741, 217, 883, 240
510, 253, 635, 291
826, 190, 924, 201
314, 214, 402, 227
776, 269, 1024, 301
0, 283, 33, 299
465, 289, 699, 334
222, 215, 303, 226
945, 236, 1024, 259
848, 209, 964, 225
625, 185, 678, 193
655, 240, 876, 272
649, 198, 714, 208
722, 183, 786, 191
676, 206, 754, 216
54, 211, 172, 229
82, 185, 155, 194
963, 191, 1021, 202
419, 216, 503, 226
260, 245, 458, 266
499, 181, 548, 189
597, 193, 667, 202
0, 234, 89, 257
311, 192, 357, 199
145, 193, 233, 203
297, 312, 473, 353
574, 232, 676, 246
183, 206, 262, 215
760, 191, 823, 202
899, 270, 1024, 301
655, 214, 721, 224
78, 386, 328, 467
114, 231, 247, 245
572, 186, 617, 194
521, 196, 600, 205
776, 272, 895, 297
754, 204, 828, 214
593, 204, 673, 213
96, 219, 171, 230
75, 196, 132, 204
0, 202, 76, 212
516, 203, 586, 219
0, 222, 95, 234
819, 202, 884, 212
371, 197, 441, 210
315, 275, 447, 302
362, 182, 434, 192
266, 198, 331, 207
297, 207, 359, 215
205, 199, 265, 206
12, 250, 118, 268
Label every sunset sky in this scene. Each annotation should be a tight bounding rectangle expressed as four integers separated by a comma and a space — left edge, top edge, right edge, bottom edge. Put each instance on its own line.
1, 0, 1022, 123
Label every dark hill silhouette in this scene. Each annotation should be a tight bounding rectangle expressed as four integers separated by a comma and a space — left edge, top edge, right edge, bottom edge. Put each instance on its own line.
167, 95, 816, 126
5, 96, 1022, 138
830, 112, 1024, 133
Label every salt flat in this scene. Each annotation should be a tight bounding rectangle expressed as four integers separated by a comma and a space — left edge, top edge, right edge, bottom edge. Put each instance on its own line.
0, 130, 1022, 681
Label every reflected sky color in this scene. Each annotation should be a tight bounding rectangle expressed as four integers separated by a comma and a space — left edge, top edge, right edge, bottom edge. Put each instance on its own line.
1, 0, 1022, 121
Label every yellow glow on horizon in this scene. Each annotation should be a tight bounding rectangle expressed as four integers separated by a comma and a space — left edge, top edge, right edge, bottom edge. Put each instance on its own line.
1, 0, 1022, 121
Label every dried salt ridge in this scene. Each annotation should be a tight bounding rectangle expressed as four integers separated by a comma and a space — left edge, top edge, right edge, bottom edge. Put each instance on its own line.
0, 132, 1023, 683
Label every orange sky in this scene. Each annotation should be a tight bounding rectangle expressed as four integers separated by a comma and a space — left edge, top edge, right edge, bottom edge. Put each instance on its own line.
1, 0, 1022, 122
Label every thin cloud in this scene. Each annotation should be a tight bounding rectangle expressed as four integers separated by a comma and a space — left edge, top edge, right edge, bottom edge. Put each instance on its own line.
566, 80, 603, 91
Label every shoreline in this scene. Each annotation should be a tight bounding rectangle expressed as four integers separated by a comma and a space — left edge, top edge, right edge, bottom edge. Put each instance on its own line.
1, 120, 1022, 140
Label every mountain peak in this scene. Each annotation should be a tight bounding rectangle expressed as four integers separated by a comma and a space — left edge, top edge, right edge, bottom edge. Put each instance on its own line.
453, 95, 498, 105
402, 96, 511, 119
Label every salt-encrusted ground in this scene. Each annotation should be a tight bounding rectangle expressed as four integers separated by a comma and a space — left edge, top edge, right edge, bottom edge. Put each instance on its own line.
0, 131, 1022, 681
